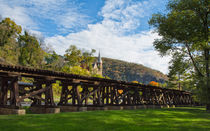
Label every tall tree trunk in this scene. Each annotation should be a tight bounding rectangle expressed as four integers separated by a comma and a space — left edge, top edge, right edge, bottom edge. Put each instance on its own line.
185, 43, 203, 77
205, 49, 209, 79
202, 4, 209, 111
207, 104, 210, 112
205, 49, 210, 111
179, 73, 181, 90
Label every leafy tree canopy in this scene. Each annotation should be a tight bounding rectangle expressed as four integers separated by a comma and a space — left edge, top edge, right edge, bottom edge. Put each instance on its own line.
0, 17, 21, 46
18, 31, 45, 67
149, 0, 209, 107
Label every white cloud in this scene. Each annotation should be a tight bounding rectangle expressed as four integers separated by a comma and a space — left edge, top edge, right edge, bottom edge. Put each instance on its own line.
0, 0, 37, 29
45, 0, 170, 74
25, 0, 90, 32
0, 0, 170, 74
0, 0, 90, 33
45, 25, 170, 74
99, 0, 165, 34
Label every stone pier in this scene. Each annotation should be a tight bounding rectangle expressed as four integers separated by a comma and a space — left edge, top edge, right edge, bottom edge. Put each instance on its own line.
0, 108, 26, 115
29, 107, 60, 114
106, 106, 124, 110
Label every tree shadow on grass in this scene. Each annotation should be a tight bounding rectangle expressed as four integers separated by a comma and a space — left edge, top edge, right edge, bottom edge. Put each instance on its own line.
0, 107, 209, 131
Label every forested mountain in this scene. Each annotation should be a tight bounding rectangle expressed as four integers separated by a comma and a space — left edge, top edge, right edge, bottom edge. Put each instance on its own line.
102, 57, 168, 84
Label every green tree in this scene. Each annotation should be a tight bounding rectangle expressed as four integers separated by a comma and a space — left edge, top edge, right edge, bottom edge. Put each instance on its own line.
44, 51, 64, 71
64, 45, 82, 66
62, 45, 105, 78
61, 65, 91, 76
18, 31, 45, 67
82, 49, 96, 71
64, 45, 96, 68
0, 17, 21, 46
149, 0, 209, 110
0, 18, 21, 64
167, 50, 190, 90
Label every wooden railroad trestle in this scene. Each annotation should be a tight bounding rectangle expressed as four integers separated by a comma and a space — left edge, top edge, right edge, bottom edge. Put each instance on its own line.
0, 64, 193, 108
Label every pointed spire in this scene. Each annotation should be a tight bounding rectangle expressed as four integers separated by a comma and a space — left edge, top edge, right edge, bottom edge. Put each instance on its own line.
97, 51, 102, 63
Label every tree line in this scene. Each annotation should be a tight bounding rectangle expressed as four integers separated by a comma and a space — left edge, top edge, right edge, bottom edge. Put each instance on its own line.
0, 17, 102, 78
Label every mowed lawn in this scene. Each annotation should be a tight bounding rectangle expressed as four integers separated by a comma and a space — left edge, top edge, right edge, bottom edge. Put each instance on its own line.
0, 107, 209, 131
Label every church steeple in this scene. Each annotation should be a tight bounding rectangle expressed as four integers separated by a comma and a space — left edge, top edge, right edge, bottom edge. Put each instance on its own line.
97, 51, 102, 64
96, 51, 103, 76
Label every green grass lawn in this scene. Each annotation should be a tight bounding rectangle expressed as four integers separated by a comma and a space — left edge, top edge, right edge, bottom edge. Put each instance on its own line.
0, 107, 209, 131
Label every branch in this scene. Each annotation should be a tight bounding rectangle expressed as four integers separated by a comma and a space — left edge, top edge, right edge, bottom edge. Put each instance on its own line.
185, 43, 204, 77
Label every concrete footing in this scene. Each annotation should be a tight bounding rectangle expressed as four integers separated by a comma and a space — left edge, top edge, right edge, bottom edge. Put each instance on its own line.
106, 106, 124, 110
59, 106, 78, 112
59, 106, 87, 112
146, 105, 162, 109
29, 107, 60, 114
170, 105, 176, 108
160, 105, 170, 108
0, 104, 195, 115
136, 105, 147, 109
146, 105, 154, 109
154, 105, 162, 109
175, 105, 192, 107
78, 107, 87, 111
0, 108, 26, 115
87, 106, 108, 111
60, 105, 164, 112
123, 106, 136, 110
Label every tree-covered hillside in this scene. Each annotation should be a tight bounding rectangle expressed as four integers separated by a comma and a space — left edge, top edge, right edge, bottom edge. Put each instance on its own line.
102, 57, 168, 84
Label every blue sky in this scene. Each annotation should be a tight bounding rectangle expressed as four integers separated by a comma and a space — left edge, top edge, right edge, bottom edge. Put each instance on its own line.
0, 0, 170, 74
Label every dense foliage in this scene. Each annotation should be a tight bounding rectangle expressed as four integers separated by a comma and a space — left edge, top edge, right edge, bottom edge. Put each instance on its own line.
0, 18, 22, 64
149, 0, 209, 108
0, 17, 101, 77
102, 57, 168, 84
0, 17, 103, 96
